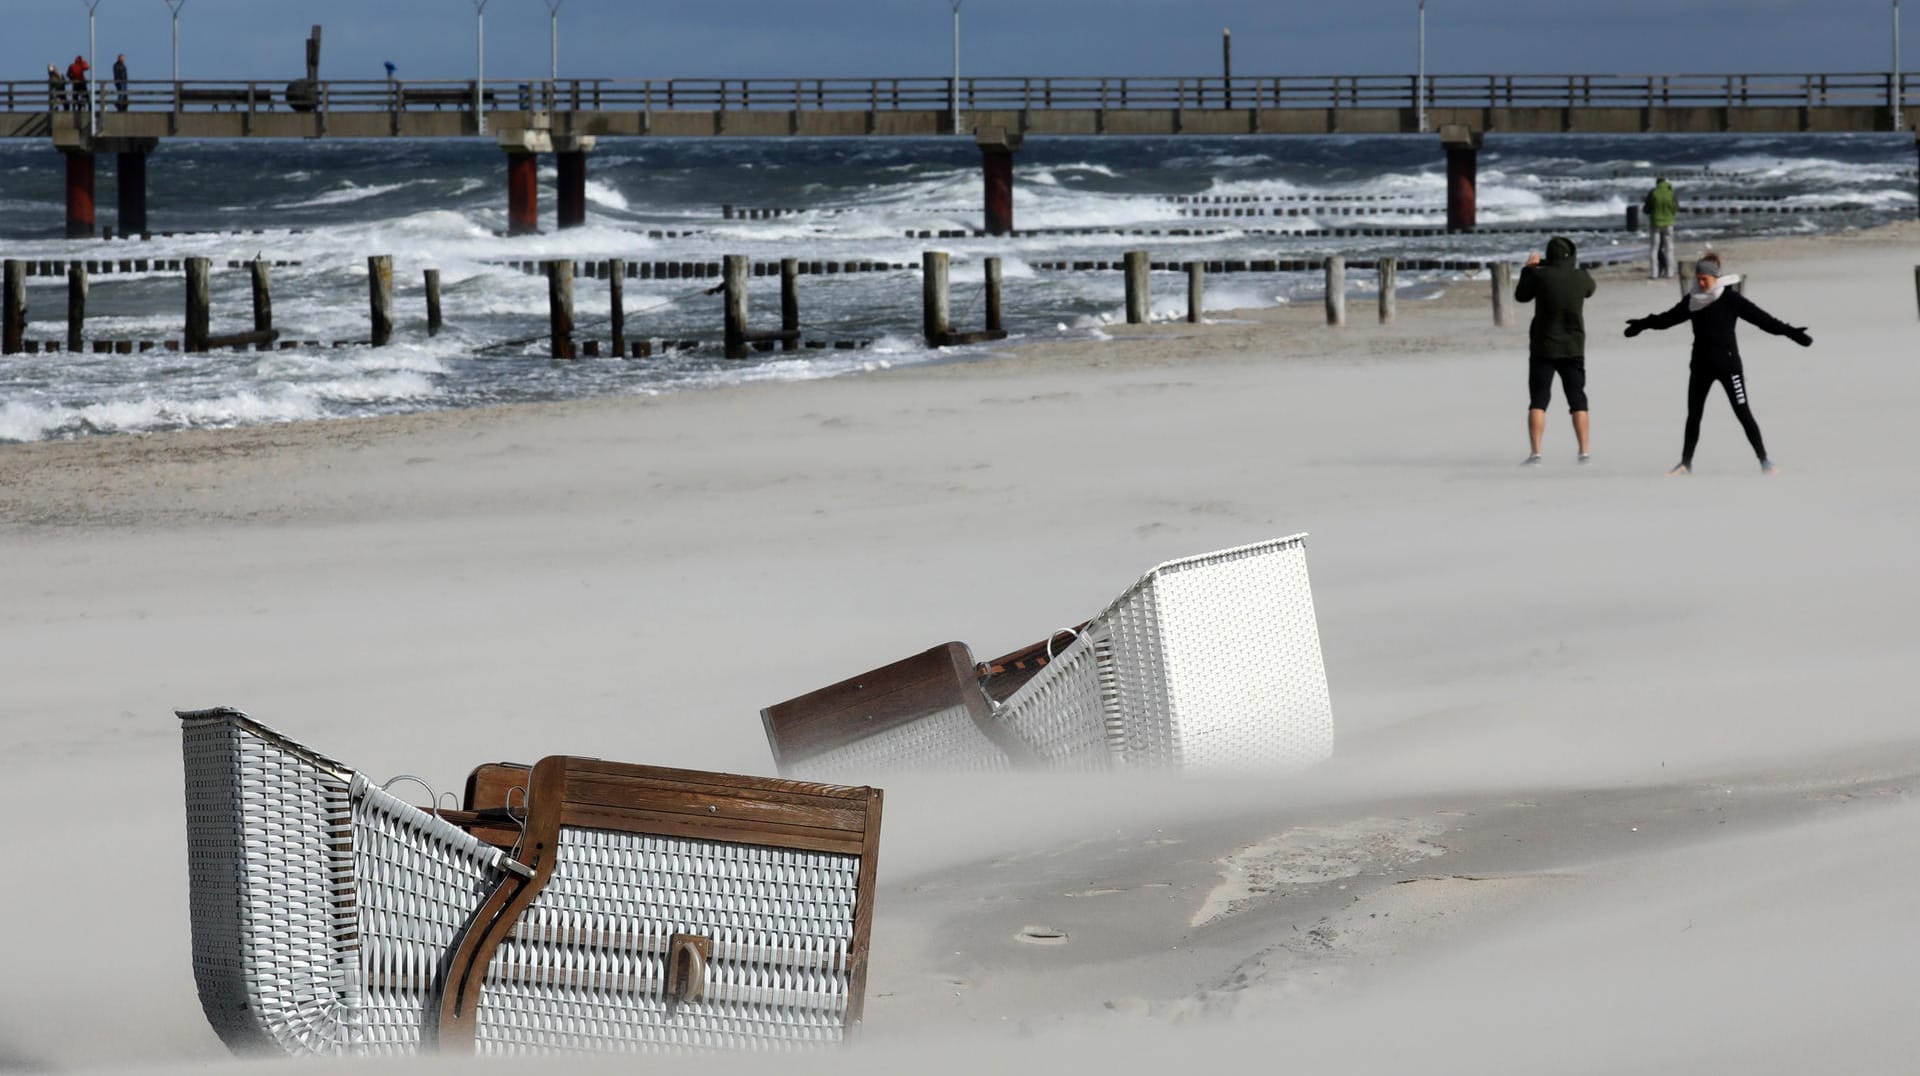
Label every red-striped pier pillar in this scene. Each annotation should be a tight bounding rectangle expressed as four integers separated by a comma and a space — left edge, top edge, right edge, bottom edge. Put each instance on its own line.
976, 126, 1022, 237
63, 149, 96, 239
498, 128, 554, 236
1441, 124, 1484, 234
555, 135, 597, 230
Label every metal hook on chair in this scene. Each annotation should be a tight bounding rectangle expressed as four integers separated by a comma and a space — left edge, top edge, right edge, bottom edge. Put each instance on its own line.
380, 774, 441, 816
1043, 627, 1080, 660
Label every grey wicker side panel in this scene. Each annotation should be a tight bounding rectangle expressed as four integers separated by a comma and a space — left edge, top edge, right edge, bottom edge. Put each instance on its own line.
473, 828, 862, 1054
993, 635, 1120, 769
181, 717, 359, 1055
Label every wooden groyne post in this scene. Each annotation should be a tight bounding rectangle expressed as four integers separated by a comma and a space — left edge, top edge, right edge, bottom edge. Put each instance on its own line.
1377, 257, 1397, 324
547, 259, 575, 359
1324, 255, 1346, 327
4, 260, 25, 354
424, 269, 443, 336
369, 255, 394, 347
608, 258, 625, 357
922, 250, 950, 346
185, 257, 211, 353
724, 254, 750, 359
985, 257, 1004, 334
251, 259, 273, 351
1491, 262, 1513, 327
1186, 261, 1204, 323
1124, 250, 1150, 324
67, 263, 87, 352
780, 257, 800, 351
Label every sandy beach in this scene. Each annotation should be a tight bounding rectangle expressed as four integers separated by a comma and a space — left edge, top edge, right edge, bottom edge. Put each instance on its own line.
3, 222, 1918, 1073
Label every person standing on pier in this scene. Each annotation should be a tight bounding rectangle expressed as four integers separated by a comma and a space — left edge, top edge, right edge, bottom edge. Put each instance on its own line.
47, 64, 67, 111
66, 55, 91, 114
1515, 236, 1596, 465
1623, 253, 1812, 475
113, 54, 129, 112
1643, 177, 1679, 279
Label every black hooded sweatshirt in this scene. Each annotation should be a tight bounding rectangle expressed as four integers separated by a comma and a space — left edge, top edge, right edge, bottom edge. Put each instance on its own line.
1636, 282, 1798, 375
1513, 236, 1595, 360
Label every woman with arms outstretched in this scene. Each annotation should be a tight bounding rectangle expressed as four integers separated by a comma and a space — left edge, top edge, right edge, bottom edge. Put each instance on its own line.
1623, 253, 1812, 475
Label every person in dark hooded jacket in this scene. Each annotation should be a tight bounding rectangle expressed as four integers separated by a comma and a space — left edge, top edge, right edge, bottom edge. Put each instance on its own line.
1624, 253, 1812, 475
1514, 235, 1596, 464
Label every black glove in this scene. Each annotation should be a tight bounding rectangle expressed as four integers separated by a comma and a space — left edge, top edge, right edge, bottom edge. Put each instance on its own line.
1786, 326, 1812, 347
1624, 317, 1649, 338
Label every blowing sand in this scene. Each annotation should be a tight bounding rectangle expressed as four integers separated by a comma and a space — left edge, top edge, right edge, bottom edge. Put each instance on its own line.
2, 224, 1917, 1074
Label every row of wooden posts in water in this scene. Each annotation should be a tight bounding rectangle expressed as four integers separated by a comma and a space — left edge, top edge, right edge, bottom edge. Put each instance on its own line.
3, 249, 1576, 358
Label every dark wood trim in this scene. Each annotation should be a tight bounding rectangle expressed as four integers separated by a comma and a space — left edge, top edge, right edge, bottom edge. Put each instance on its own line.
844, 786, 883, 1029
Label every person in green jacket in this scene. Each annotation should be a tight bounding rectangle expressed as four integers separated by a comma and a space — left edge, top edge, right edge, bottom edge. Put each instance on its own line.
1514, 235, 1596, 464
1643, 177, 1679, 279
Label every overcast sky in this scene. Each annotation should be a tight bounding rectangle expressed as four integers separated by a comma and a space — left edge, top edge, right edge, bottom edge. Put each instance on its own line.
0, 1, 1903, 84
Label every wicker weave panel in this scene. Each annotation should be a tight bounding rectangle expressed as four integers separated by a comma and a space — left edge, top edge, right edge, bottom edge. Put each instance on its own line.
473, 828, 861, 1053
182, 717, 358, 1056
989, 535, 1334, 772
781, 702, 1012, 782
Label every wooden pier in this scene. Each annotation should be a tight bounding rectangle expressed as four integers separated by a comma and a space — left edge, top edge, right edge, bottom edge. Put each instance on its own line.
3, 69, 1916, 240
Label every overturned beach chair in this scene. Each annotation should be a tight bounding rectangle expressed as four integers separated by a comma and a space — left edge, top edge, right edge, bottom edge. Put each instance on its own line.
180, 708, 882, 1057
762, 534, 1334, 778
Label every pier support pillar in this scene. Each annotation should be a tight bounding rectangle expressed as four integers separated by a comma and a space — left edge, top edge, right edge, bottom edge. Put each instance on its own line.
498, 128, 554, 237
63, 150, 96, 239
977, 126, 1022, 236
554, 136, 596, 230
114, 144, 154, 237
1441, 124, 1483, 234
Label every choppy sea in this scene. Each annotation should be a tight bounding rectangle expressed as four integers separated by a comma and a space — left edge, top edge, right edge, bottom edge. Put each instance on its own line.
0, 132, 1912, 443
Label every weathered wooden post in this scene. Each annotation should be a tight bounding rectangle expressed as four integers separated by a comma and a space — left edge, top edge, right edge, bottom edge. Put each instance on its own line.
250, 259, 273, 352
185, 257, 211, 353
1124, 250, 1150, 325
1626, 204, 1641, 232
780, 257, 799, 351
3, 260, 25, 355
67, 263, 88, 352
424, 269, 443, 336
608, 258, 625, 357
1491, 262, 1513, 327
547, 259, 575, 359
723, 254, 749, 359
1377, 256, 1397, 324
368, 255, 394, 347
922, 250, 951, 346
1186, 261, 1204, 323
984, 256, 1004, 333
1324, 255, 1346, 327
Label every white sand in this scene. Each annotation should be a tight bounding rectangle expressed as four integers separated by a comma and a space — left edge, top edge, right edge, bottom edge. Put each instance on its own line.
3, 224, 1918, 1073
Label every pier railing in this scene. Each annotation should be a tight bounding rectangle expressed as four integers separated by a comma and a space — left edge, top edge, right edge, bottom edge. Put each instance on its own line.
3, 72, 1914, 117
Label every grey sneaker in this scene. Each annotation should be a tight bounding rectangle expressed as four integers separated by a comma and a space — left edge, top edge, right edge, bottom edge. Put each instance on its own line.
1577, 453, 1592, 465
1760, 459, 1780, 475
1522, 453, 1543, 466
1666, 462, 1691, 476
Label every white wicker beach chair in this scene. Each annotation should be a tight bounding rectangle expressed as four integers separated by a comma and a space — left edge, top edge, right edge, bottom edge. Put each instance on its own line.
994, 534, 1334, 770
180, 708, 883, 1057
759, 535, 1333, 775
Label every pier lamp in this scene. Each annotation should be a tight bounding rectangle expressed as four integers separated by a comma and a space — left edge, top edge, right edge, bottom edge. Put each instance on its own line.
165, 0, 186, 87
1897, 0, 1905, 131
545, 0, 562, 83
950, 0, 963, 136
474, 0, 490, 135
1417, 0, 1427, 133
81, 0, 103, 136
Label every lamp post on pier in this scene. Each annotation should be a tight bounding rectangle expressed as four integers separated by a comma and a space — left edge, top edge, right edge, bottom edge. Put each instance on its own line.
1896, 0, 1905, 130
1417, 0, 1427, 133
545, 0, 562, 83
82, 0, 102, 136
473, 0, 489, 135
950, 0, 963, 135
164, 0, 186, 87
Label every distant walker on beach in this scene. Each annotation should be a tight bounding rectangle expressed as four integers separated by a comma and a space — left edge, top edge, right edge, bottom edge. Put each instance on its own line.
1624, 252, 1813, 475
1644, 177, 1679, 279
1515, 235, 1596, 465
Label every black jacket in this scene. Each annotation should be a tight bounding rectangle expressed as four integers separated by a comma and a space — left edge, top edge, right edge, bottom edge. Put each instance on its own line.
1637, 285, 1798, 374
1514, 236, 1595, 360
